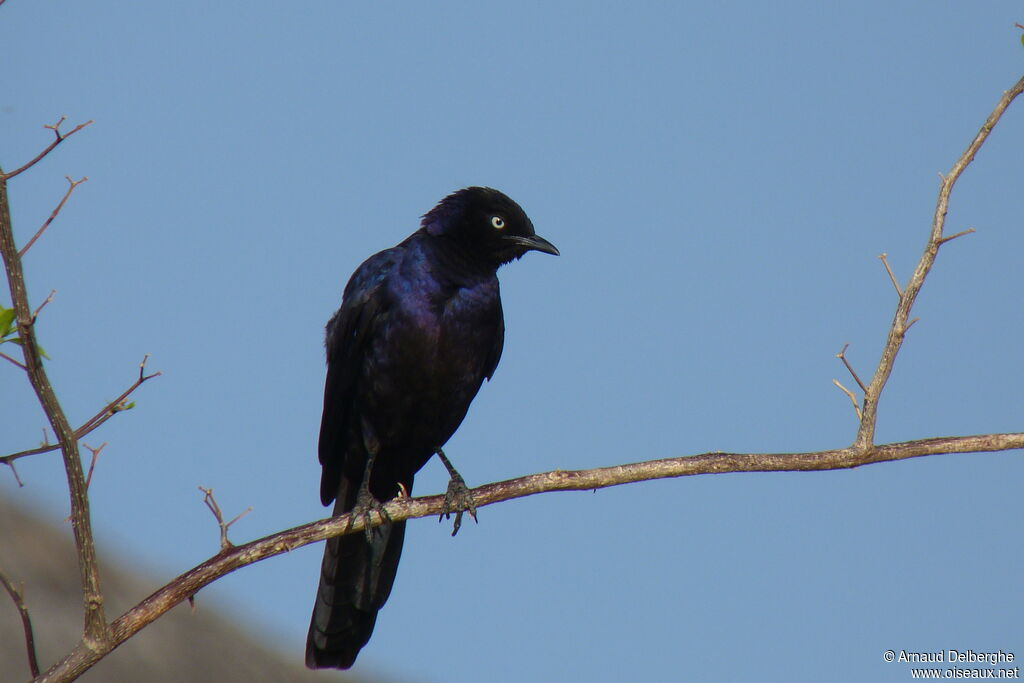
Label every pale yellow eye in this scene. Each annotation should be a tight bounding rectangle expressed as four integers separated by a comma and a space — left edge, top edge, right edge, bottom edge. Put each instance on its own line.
491, 216, 505, 230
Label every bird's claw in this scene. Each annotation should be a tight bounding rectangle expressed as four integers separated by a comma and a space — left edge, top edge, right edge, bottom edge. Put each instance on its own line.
348, 486, 391, 541
439, 473, 477, 537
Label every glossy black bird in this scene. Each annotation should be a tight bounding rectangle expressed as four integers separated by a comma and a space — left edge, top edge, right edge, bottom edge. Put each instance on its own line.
306, 187, 558, 669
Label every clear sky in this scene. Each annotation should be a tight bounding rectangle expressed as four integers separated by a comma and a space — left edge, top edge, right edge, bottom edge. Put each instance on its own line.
2, 3, 1022, 682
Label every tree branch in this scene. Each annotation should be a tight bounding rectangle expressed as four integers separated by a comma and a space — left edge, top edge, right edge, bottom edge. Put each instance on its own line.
0, 169, 109, 642
82, 442, 106, 490
198, 486, 252, 551
19, 176, 88, 257
1, 349, 27, 370
5, 458, 25, 487
835, 343, 867, 394
0, 566, 41, 677
854, 73, 1024, 448
36, 431, 1024, 681
1, 118, 94, 181
0, 355, 160, 466
831, 378, 862, 420
878, 253, 903, 298
32, 289, 56, 321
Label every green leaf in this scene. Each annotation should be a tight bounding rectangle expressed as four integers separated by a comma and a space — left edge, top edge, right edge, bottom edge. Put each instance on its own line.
0, 306, 14, 337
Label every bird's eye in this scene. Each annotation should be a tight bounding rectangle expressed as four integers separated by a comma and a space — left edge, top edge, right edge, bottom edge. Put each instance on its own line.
491, 216, 505, 230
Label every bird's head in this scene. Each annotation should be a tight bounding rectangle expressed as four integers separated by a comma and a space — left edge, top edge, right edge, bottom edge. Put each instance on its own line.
422, 187, 559, 266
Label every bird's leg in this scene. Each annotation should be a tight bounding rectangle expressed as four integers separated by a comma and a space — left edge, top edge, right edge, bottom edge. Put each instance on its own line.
435, 448, 477, 536
347, 420, 391, 541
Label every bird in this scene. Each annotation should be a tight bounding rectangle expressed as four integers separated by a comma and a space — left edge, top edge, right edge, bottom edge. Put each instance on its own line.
306, 186, 559, 669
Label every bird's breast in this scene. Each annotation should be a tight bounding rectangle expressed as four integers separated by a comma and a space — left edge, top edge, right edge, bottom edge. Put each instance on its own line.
391, 283, 496, 380
360, 279, 499, 449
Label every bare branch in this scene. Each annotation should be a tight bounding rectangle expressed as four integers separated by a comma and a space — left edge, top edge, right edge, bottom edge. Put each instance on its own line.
0, 567, 41, 677
832, 379, 862, 420
4, 459, 25, 487
0, 166, 109, 641
75, 354, 161, 435
0, 356, 160, 466
2, 442, 64, 464
1, 118, 94, 181
83, 442, 107, 490
37, 432, 1024, 681
19, 176, 88, 257
198, 487, 252, 551
835, 343, 867, 394
937, 227, 976, 245
878, 253, 903, 298
1, 349, 27, 370
32, 289, 56, 321
854, 73, 1024, 448
225, 508, 253, 530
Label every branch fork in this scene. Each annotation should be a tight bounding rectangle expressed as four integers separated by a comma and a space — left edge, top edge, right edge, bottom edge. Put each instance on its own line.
199, 487, 253, 551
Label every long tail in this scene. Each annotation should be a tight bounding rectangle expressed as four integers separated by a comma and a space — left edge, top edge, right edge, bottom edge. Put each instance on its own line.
305, 477, 409, 669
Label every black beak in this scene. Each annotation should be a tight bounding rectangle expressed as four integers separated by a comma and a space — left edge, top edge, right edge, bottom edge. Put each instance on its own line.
503, 234, 560, 256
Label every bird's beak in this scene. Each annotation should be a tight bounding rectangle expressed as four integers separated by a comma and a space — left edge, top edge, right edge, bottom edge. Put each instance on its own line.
503, 234, 560, 256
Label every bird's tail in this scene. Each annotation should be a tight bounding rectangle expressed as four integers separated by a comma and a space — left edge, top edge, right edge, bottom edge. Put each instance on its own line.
305, 478, 409, 669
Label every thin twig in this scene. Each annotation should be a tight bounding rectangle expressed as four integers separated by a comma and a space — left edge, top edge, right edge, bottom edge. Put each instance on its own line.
832, 379, 862, 420
1, 118, 94, 181
855, 73, 1024, 448
75, 355, 160, 435
5, 460, 25, 487
68, 442, 108, 521
37, 431, 1024, 681
2, 442, 65, 464
937, 227, 976, 245
835, 343, 867, 393
226, 508, 254, 531
83, 442, 107, 489
19, 177, 88, 257
0, 567, 41, 677
0, 356, 160, 466
1, 349, 27, 370
32, 289, 56, 321
198, 487, 252, 551
878, 253, 903, 297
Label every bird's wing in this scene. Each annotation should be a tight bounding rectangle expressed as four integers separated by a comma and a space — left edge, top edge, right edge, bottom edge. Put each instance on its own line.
483, 297, 505, 381
317, 248, 399, 506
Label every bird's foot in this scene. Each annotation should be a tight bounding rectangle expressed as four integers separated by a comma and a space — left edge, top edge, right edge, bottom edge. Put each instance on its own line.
440, 473, 478, 537
434, 448, 477, 536
347, 484, 391, 542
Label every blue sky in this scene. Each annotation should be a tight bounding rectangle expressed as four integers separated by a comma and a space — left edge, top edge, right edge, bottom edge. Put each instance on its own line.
2, 3, 1022, 681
